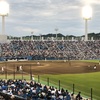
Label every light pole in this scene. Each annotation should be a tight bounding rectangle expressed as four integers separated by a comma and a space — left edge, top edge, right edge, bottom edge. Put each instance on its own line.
0, 0, 9, 42
82, 5, 92, 41
55, 28, 58, 40
31, 31, 34, 41
40, 34, 42, 40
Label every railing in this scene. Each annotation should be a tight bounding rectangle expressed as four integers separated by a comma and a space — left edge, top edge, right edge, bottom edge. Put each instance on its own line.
35, 75, 93, 100
0, 92, 26, 100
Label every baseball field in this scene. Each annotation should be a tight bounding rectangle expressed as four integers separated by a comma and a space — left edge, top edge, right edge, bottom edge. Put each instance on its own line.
0, 60, 100, 100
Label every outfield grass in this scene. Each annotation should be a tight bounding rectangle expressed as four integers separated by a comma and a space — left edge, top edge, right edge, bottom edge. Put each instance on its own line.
35, 72, 100, 100
0, 74, 30, 80
81, 59, 100, 63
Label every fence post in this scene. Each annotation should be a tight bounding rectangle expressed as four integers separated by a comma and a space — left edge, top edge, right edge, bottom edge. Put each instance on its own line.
59, 80, 60, 90
13, 64, 15, 80
73, 84, 75, 94
47, 78, 49, 86
91, 88, 93, 100
30, 64, 32, 80
5, 62, 7, 79
22, 65, 23, 80
38, 75, 40, 83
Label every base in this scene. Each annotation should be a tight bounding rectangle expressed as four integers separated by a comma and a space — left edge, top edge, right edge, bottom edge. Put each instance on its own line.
0, 34, 7, 43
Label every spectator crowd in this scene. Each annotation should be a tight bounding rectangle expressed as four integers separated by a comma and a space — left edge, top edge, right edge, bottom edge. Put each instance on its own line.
0, 40, 100, 60
0, 79, 84, 100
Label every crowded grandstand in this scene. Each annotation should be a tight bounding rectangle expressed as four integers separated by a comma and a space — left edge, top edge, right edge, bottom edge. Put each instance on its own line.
0, 40, 100, 61
0, 79, 83, 100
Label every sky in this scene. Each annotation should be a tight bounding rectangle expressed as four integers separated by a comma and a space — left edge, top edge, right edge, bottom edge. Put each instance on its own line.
0, 0, 100, 37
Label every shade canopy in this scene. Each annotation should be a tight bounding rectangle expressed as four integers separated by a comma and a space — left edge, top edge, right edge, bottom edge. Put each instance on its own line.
0, 0, 9, 16
82, 5, 92, 19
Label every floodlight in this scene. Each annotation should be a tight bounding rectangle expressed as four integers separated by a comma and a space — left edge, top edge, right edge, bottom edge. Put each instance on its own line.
82, 5, 92, 20
0, 0, 9, 36
82, 5, 92, 41
55, 28, 58, 40
0, 0, 9, 16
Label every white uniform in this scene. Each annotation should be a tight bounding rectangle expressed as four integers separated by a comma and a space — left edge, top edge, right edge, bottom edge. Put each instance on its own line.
32, 76, 35, 81
99, 61, 100, 65
19, 66, 22, 71
37, 62, 40, 65
2, 67, 4, 72
94, 65, 96, 70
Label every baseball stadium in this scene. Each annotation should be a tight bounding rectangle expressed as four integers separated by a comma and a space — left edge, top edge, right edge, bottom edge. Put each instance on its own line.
0, 0, 100, 100
0, 40, 100, 100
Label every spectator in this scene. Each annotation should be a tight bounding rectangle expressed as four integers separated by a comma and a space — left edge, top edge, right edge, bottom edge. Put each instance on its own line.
32, 75, 35, 81
76, 92, 82, 100
0, 40, 100, 60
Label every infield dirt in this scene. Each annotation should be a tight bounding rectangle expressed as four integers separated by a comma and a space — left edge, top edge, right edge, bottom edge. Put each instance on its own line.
0, 60, 100, 75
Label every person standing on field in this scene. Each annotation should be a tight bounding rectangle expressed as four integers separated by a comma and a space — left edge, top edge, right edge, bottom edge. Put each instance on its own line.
19, 66, 23, 71
1, 67, 4, 73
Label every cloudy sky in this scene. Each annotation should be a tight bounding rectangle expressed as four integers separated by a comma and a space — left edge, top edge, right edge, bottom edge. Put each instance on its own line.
0, 0, 100, 37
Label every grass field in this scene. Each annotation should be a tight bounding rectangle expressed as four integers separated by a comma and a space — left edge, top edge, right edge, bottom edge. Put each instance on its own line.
34, 60, 100, 100
36, 72, 100, 100
0, 60, 100, 100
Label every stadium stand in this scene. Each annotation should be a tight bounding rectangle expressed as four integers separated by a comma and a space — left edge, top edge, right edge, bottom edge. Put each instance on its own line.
0, 40, 100, 61
0, 79, 86, 100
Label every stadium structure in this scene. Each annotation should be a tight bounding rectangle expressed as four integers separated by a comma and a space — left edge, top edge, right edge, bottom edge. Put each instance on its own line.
0, 1, 100, 99
0, 35, 100, 61
0, 35, 100, 100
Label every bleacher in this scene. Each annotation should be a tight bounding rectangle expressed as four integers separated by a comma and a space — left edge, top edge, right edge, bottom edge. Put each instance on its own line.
0, 40, 100, 61
0, 79, 86, 100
